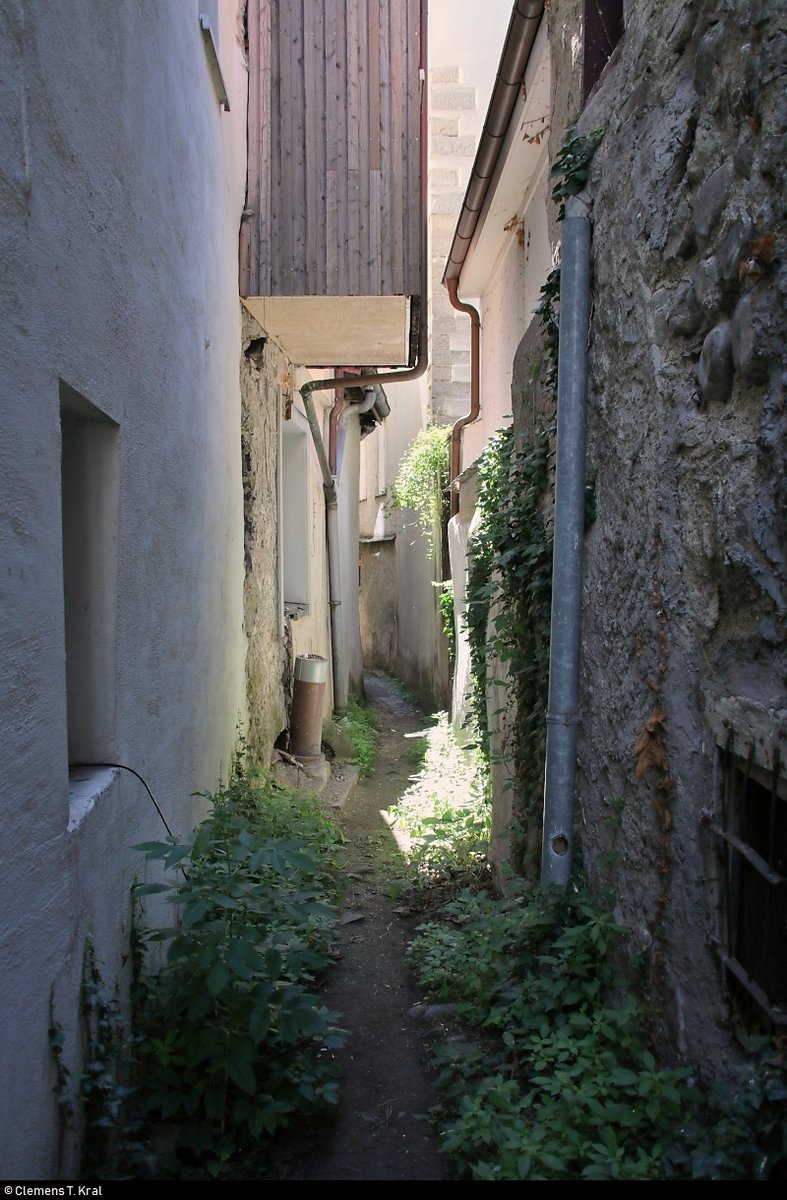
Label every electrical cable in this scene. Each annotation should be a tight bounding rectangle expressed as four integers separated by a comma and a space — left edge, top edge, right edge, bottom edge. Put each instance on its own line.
70, 762, 175, 838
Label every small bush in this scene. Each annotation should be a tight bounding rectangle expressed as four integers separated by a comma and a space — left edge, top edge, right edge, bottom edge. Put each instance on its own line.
408, 882, 700, 1180
340, 700, 379, 778
131, 767, 346, 1173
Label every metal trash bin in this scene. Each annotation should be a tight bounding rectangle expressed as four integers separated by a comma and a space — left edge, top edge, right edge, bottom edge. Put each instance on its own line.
290, 654, 329, 759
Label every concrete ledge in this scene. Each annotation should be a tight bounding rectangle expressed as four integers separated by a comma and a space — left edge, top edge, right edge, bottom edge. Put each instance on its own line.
321, 762, 360, 810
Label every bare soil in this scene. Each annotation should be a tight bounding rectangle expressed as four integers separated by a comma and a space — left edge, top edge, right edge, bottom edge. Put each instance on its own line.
253, 672, 461, 1181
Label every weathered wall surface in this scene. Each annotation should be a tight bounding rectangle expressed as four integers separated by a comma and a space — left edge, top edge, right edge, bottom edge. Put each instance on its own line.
360, 539, 398, 670
394, 512, 452, 714
548, 0, 785, 1067
358, 375, 451, 710
0, 1, 249, 1176
241, 311, 289, 758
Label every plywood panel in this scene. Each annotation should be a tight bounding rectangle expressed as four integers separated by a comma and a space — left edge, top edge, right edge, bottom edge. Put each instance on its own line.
245, 0, 422, 304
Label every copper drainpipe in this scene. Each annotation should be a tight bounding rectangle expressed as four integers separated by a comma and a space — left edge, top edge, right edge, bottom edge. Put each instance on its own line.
446, 278, 480, 518
328, 369, 349, 475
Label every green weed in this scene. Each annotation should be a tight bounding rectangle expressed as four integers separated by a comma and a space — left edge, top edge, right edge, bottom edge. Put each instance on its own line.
340, 700, 379, 778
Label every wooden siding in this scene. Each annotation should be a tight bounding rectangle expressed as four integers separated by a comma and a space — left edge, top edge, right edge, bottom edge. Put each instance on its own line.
243, 0, 422, 300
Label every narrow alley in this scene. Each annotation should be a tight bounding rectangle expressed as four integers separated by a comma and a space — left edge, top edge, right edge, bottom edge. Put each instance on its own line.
257, 673, 468, 1181
2, 0, 784, 1182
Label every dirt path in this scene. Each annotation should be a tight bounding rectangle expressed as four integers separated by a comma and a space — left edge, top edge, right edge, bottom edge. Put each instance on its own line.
261, 672, 457, 1181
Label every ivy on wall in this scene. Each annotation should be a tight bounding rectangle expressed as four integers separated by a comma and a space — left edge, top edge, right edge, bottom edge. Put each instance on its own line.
463, 122, 604, 879
464, 421, 553, 876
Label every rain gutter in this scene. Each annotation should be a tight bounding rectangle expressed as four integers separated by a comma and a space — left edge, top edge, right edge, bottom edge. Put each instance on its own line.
442, 1, 544, 502
442, 0, 545, 285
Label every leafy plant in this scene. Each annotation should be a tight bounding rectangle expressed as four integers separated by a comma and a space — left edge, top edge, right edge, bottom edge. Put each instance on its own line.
340, 700, 379, 778
435, 579, 455, 661
408, 881, 702, 1180
388, 423, 451, 557
550, 125, 605, 220
463, 424, 553, 872
389, 713, 491, 898
129, 767, 347, 1174
664, 1037, 787, 1180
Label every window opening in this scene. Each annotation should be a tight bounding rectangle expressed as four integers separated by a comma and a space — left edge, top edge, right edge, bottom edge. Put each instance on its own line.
60, 381, 120, 766
707, 734, 787, 1031
583, 0, 624, 102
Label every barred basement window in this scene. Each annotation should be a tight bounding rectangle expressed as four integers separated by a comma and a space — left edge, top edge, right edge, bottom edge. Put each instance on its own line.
583, 0, 624, 103
706, 738, 787, 1031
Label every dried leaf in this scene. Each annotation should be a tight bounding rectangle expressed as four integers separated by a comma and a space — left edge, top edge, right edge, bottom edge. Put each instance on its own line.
635, 738, 668, 778
634, 728, 652, 756
751, 232, 776, 263
645, 706, 668, 733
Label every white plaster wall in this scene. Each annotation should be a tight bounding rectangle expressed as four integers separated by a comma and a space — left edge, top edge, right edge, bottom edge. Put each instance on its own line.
463, 234, 526, 466
448, 470, 479, 728
0, 0, 249, 1176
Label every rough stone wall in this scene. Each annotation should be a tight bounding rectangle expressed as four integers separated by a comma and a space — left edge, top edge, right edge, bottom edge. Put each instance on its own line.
241, 310, 289, 761
547, 0, 785, 1068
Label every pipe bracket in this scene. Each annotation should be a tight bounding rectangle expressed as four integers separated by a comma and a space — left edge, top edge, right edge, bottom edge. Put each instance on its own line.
546, 710, 581, 727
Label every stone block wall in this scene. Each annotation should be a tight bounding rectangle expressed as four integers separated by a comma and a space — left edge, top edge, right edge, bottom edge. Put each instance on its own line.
241, 311, 290, 762
546, 0, 785, 1066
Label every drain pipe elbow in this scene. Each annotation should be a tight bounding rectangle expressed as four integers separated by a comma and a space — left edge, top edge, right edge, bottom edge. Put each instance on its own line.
541, 191, 592, 891
445, 278, 481, 518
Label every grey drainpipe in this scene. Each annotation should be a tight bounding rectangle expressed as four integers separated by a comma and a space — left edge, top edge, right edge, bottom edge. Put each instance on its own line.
299, 394, 348, 714
541, 192, 592, 890
355, 385, 380, 417
299, 0, 429, 715
300, 384, 387, 717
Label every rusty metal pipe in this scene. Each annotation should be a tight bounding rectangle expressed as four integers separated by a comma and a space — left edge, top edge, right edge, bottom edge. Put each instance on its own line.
446, 278, 480, 518
290, 654, 329, 758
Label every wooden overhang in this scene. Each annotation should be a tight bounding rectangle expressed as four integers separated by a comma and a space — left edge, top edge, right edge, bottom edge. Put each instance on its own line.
241, 0, 424, 368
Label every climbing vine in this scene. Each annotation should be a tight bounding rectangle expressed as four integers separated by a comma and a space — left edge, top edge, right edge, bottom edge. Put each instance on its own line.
550, 124, 605, 220
463, 121, 605, 879
464, 423, 553, 875
388, 423, 451, 559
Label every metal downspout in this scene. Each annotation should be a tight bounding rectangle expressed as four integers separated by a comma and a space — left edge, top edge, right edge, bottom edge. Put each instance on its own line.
299, 392, 347, 715
541, 193, 592, 890
446, 278, 480, 518
299, 0, 429, 715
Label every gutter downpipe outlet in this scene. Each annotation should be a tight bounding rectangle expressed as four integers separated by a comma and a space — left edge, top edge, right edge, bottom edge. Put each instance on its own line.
446, 279, 480, 519
541, 192, 592, 891
299, 0, 429, 717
